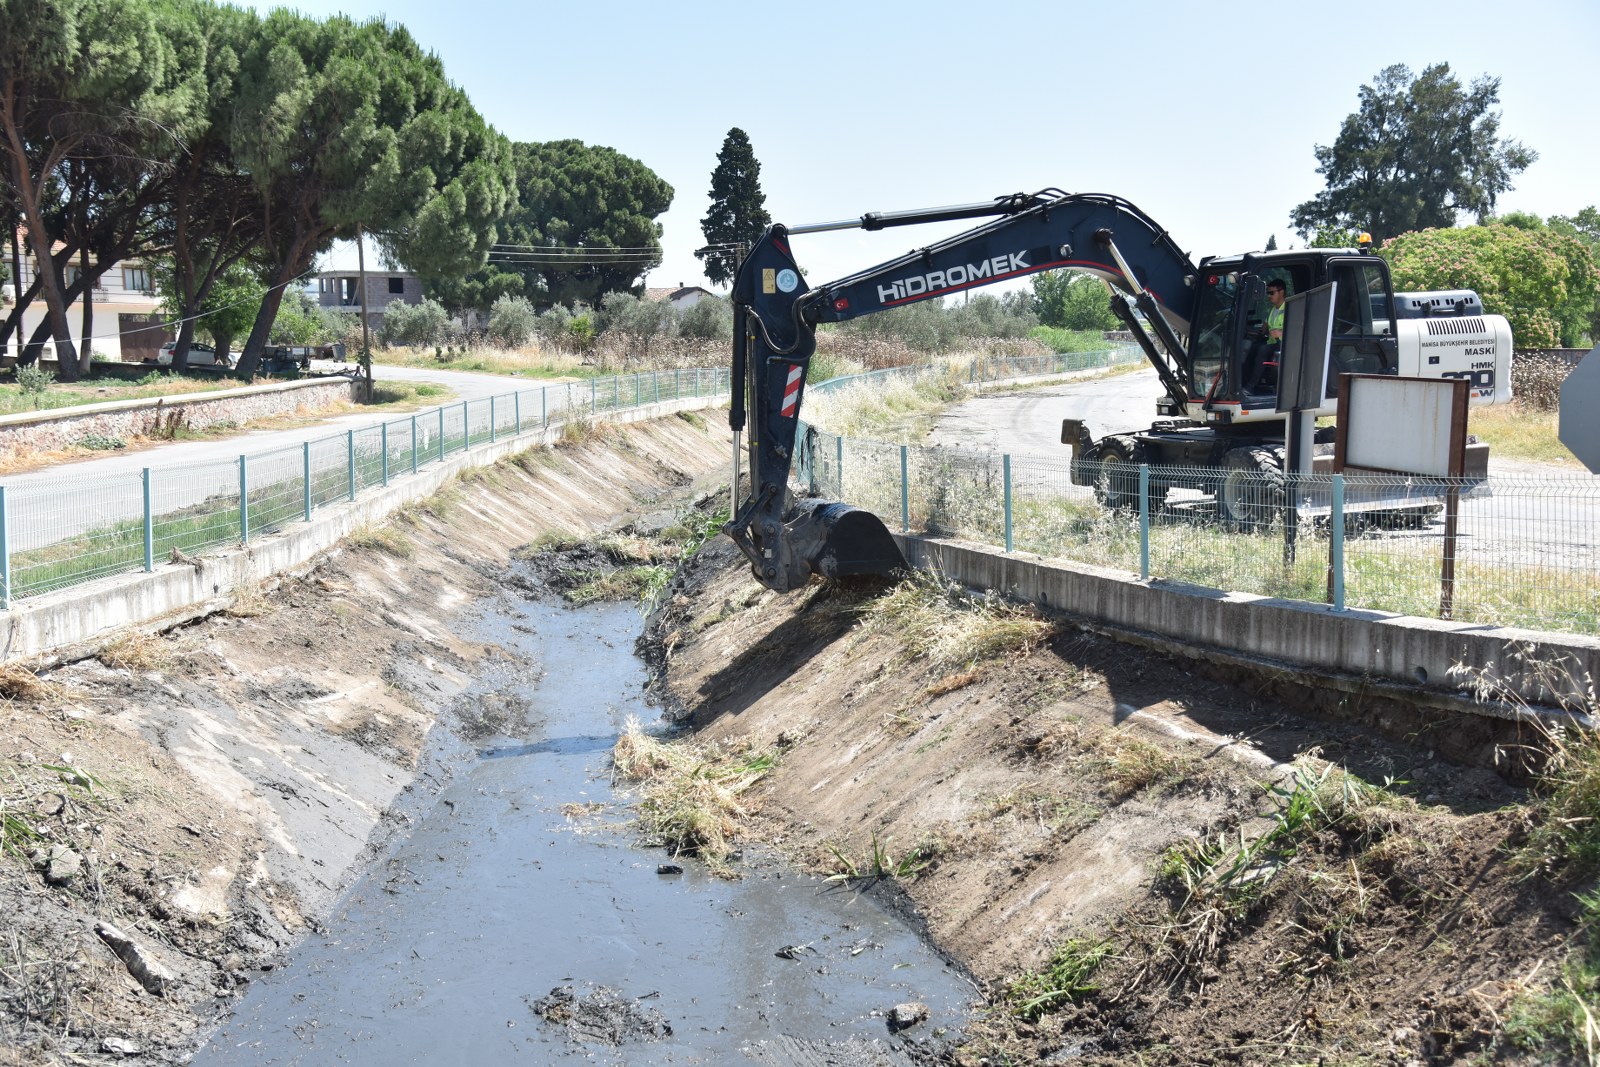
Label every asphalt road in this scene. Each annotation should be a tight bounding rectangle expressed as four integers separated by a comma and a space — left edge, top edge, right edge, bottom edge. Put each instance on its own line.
3, 364, 587, 553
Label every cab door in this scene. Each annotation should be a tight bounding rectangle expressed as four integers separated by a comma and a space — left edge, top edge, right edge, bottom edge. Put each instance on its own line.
1323, 257, 1397, 397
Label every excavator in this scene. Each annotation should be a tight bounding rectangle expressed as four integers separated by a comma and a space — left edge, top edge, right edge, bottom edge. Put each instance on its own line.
722, 190, 1513, 593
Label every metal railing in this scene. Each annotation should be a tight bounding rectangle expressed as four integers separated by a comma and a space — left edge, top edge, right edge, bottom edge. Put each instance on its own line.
802, 355, 1600, 637
0, 366, 731, 606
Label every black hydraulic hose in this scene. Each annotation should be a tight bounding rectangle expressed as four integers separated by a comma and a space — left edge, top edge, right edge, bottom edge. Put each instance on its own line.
730, 304, 747, 432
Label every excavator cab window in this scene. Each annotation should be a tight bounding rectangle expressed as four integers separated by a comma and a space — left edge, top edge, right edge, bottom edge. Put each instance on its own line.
1190, 271, 1238, 398
1325, 258, 1395, 383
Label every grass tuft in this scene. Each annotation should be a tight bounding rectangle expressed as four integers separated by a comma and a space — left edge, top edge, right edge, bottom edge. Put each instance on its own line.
858, 570, 1055, 675
348, 524, 415, 560
97, 631, 172, 673
611, 718, 775, 875
1005, 939, 1114, 1021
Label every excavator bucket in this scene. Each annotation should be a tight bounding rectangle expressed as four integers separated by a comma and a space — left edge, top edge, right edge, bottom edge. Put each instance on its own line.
785, 498, 908, 581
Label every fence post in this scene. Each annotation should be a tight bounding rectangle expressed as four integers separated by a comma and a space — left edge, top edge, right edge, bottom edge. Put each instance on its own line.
438, 407, 446, 462
303, 444, 312, 521
462, 401, 470, 449
490, 396, 497, 445
1330, 474, 1346, 611
410, 415, 418, 475
635, 374, 641, 407
143, 468, 154, 572
381, 423, 389, 486
515, 391, 521, 434
1138, 464, 1150, 580
590, 378, 596, 417
694, 367, 700, 395
0, 486, 9, 609
567, 382, 573, 421
1002, 454, 1013, 552
835, 435, 844, 497
674, 367, 681, 400
654, 372, 660, 404
542, 387, 548, 427
239, 455, 249, 543
347, 430, 356, 501
900, 445, 910, 533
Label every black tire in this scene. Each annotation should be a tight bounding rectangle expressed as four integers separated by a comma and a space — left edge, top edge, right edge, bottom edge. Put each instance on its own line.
1089, 437, 1146, 511
1218, 447, 1286, 531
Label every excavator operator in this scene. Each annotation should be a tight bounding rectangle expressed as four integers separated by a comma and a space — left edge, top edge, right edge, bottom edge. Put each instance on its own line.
1243, 279, 1287, 395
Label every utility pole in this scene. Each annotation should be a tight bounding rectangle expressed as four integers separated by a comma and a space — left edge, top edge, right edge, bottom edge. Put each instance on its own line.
357, 224, 373, 402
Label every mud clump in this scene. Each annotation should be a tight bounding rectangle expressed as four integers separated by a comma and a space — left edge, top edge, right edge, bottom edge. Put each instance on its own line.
527, 984, 673, 1045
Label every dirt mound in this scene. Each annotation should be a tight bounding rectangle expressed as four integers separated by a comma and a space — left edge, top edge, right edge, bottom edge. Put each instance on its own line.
646, 541, 1587, 1065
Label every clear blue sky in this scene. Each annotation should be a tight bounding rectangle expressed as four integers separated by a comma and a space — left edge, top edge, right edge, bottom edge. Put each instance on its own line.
249, 0, 1600, 295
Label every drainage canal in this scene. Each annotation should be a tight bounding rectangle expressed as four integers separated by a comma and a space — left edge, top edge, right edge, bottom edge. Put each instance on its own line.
194, 592, 974, 1064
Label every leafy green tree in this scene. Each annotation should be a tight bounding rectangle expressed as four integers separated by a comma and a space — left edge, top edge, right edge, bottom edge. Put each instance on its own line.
488, 140, 672, 311
697, 128, 771, 287
596, 292, 675, 365
1309, 224, 1363, 249
268, 287, 325, 347
154, 258, 261, 367
1030, 270, 1117, 331
1291, 64, 1536, 246
0, 0, 195, 378
1381, 222, 1599, 349
229, 11, 513, 376
1549, 207, 1600, 344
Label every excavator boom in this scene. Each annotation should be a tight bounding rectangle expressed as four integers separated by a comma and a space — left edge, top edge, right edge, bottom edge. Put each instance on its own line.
724, 190, 1199, 592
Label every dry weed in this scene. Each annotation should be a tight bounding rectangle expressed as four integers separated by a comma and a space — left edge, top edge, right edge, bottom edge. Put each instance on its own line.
97, 631, 172, 673
859, 570, 1056, 675
0, 664, 59, 702
611, 718, 773, 874
223, 582, 272, 618
347, 524, 414, 560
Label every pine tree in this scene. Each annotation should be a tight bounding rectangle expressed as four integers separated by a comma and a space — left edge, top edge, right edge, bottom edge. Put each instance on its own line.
1265, 234, 1278, 251
698, 128, 771, 287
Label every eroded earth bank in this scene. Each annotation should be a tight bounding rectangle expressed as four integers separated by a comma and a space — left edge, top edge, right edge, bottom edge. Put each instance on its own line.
0, 409, 1593, 1066
646, 541, 1594, 1066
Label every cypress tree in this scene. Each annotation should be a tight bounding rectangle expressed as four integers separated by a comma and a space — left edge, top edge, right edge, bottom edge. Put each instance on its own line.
697, 128, 771, 287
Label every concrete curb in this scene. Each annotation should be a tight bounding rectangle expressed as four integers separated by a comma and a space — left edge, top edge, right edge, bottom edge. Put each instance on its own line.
896, 533, 1600, 716
2, 398, 723, 663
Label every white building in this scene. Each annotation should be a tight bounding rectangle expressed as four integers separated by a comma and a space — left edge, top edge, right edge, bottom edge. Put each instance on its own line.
4, 234, 166, 363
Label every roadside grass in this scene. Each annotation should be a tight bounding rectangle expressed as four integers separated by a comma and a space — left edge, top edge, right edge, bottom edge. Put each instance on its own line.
373, 344, 593, 379
368, 380, 452, 408
0, 372, 234, 416
1470, 402, 1582, 467
803, 362, 971, 443
0, 663, 59, 702
610, 718, 776, 875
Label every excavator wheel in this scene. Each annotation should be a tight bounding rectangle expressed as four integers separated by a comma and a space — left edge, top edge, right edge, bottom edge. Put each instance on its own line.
1218, 447, 1286, 532
1087, 437, 1149, 512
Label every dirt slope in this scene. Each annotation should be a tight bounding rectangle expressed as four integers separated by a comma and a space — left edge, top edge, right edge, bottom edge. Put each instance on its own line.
648, 541, 1585, 1066
0, 414, 726, 1066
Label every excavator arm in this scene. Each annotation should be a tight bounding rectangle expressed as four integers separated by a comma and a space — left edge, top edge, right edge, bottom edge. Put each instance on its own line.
724, 190, 1199, 592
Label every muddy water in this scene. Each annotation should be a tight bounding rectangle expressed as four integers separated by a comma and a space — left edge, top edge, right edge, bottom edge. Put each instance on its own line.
194, 595, 974, 1065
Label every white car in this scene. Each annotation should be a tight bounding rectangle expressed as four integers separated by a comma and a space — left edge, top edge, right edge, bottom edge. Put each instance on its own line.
154, 341, 232, 368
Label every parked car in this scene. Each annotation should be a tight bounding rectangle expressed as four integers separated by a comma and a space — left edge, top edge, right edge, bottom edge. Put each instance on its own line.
153, 341, 232, 368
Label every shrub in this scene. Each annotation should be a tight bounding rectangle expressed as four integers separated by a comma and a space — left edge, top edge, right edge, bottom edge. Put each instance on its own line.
380, 297, 450, 347
487, 295, 537, 348
678, 296, 733, 341
15, 364, 53, 406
